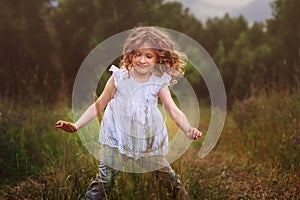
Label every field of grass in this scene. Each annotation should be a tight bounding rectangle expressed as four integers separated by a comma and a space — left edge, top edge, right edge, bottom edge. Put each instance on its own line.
0, 88, 299, 199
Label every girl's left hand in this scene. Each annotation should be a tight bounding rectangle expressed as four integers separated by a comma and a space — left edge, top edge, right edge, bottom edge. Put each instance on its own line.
187, 127, 202, 140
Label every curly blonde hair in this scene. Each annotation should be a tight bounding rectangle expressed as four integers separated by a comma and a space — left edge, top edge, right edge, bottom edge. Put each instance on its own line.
121, 26, 187, 85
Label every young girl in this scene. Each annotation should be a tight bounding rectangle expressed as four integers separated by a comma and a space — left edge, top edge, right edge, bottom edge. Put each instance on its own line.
55, 26, 202, 200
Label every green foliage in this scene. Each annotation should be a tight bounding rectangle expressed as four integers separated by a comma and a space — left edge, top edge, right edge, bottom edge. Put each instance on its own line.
203, 14, 248, 56
212, 20, 274, 100
50, 0, 204, 95
261, 0, 300, 93
51, 0, 100, 91
228, 26, 272, 99
269, 0, 300, 67
1, 0, 299, 102
0, 0, 61, 102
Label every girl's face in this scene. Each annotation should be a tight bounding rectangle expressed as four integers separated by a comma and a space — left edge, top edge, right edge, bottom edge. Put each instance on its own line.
131, 48, 157, 75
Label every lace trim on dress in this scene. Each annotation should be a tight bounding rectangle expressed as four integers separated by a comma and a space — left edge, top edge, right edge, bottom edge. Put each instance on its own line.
101, 135, 168, 154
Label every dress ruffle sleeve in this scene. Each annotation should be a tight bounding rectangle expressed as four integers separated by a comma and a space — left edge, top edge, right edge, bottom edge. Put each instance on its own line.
109, 65, 128, 86
160, 73, 172, 86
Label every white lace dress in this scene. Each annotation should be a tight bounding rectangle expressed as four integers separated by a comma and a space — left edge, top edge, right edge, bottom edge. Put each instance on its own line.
99, 65, 172, 159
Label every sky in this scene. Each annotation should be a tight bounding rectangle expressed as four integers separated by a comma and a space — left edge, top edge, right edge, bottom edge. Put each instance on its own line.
167, 0, 274, 23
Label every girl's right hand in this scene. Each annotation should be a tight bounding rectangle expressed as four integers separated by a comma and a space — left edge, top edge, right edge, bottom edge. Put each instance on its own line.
55, 120, 77, 133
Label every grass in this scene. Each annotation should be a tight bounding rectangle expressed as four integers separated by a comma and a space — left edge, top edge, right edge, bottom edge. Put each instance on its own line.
0, 88, 299, 199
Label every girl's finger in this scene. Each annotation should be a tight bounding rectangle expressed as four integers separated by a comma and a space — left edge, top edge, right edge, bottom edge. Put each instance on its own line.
55, 123, 63, 128
55, 120, 66, 128
193, 131, 202, 139
55, 120, 64, 126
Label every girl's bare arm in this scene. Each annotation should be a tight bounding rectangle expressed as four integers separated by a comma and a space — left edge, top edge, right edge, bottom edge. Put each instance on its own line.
55, 76, 115, 132
158, 85, 202, 139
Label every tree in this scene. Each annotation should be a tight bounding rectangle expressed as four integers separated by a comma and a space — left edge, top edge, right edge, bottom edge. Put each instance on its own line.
204, 14, 249, 99
51, 0, 100, 93
0, 0, 57, 102
51, 0, 204, 95
229, 24, 272, 99
203, 14, 248, 56
267, 0, 300, 86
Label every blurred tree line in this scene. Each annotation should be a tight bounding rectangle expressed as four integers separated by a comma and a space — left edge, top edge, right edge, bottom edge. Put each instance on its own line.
0, 0, 299, 105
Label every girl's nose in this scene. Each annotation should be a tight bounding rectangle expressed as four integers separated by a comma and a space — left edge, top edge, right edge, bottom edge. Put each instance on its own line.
139, 55, 146, 64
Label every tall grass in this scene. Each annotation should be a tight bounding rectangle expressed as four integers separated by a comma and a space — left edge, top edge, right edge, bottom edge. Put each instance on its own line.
229, 88, 300, 199
232, 88, 300, 175
0, 96, 207, 199
0, 96, 94, 198
0, 97, 60, 181
1, 89, 299, 199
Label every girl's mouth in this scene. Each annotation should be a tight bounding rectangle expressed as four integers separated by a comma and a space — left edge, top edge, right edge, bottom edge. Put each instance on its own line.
137, 65, 148, 68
